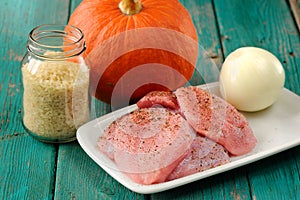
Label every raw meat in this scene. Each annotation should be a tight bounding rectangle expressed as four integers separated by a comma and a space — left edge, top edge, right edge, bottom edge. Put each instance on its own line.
167, 136, 230, 181
98, 86, 257, 185
174, 86, 257, 156
97, 107, 195, 185
137, 90, 179, 110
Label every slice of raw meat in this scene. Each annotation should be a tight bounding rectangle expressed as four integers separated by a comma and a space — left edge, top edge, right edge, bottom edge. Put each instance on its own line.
174, 86, 257, 156
97, 107, 196, 185
167, 136, 230, 181
137, 90, 179, 110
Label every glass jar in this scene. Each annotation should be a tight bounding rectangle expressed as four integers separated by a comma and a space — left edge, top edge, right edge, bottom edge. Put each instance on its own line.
21, 24, 90, 143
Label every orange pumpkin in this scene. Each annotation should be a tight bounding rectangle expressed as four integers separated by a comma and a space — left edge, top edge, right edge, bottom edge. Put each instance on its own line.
68, 0, 198, 107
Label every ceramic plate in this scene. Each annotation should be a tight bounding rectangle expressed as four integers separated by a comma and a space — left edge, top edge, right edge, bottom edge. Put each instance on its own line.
76, 82, 300, 194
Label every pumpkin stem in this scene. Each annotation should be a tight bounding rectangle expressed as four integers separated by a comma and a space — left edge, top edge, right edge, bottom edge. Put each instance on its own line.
119, 0, 142, 15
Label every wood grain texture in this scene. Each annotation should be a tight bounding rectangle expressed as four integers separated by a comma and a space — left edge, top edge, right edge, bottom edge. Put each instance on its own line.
0, 136, 57, 200
151, 1, 250, 198
247, 147, 300, 199
0, 0, 70, 199
289, 0, 300, 32
152, 168, 252, 200
0, 0, 299, 199
214, 0, 300, 94
52, 0, 142, 199
214, 0, 300, 199
0, 0, 70, 135
181, 0, 224, 67
54, 142, 146, 200
181, 0, 223, 86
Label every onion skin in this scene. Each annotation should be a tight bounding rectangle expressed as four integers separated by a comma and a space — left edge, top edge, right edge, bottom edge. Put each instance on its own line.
219, 47, 285, 112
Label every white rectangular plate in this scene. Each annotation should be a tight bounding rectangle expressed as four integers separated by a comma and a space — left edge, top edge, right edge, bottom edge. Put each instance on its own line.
76, 82, 300, 194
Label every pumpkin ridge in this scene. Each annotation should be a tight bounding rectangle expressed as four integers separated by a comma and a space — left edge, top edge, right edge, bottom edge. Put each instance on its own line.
91, 48, 195, 103
100, 49, 195, 79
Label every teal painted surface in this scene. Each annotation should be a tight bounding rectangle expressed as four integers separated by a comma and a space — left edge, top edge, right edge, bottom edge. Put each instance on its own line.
52, 1, 139, 199
0, 0, 69, 199
214, 1, 300, 199
1, 136, 57, 200
54, 142, 145, 199
0, 0, 299, 199
181, 0, 223, 86
247, 148, 300, 199
213, 2, 300, 197
214, 0, 300, 94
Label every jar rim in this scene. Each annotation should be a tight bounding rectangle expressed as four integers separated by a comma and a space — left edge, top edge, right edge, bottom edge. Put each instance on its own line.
29, 24, 84, 49
27, 24, 86, 60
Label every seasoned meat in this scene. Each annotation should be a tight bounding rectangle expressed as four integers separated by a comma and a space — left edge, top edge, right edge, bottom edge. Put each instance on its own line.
167, 136, 230, 180
97, 107, 195, 184
137, 90, 179, 111
174, 86, 257, 156
98, 86, 257, 185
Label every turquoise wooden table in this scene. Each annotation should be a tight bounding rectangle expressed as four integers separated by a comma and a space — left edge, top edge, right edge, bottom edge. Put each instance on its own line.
1, 0, 300, 199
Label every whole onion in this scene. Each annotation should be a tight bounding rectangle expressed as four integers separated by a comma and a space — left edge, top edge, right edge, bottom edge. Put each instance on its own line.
219, 47, 285, 112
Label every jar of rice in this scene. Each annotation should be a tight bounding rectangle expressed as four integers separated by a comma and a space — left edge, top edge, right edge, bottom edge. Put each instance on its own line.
21, 24, 90, 143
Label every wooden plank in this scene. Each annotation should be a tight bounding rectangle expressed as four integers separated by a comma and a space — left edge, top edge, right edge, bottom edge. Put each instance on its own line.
0, 0, 70, 136
0, 136, 57, 199
62, 1, 250, 199
181, 0, 224, 86
247, 147, 300, 199
54, 142, 146, 199
152, 168, 251, 200
0, 0, 70, 199
214, 0, 300, 94
53, 1, 145, 199
152, 1, 251, 198
181, 0, 224, 67
289, 0, 300, 32
214, 0, 300, 199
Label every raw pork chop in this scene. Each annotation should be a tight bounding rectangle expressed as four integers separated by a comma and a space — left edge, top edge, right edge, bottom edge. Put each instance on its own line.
174, 86, 257, 156
137, 90, 179, 110
97, 107, 195, 185
167, 136, 230, 181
